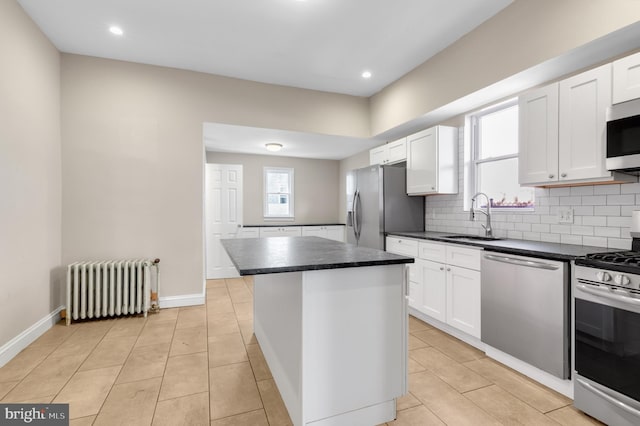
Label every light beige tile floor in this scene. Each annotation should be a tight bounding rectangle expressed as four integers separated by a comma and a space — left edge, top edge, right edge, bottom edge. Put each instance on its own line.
0, 277, 605, 425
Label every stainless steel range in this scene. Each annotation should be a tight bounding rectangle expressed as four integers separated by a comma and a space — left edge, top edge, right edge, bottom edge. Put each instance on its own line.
573, 241, 640, 426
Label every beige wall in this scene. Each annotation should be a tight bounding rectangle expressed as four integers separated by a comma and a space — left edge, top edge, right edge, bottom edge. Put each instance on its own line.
61, 55, 368, 299
370, 0, 640, 135
0, 1, 61, 349
206, 152, 340, 225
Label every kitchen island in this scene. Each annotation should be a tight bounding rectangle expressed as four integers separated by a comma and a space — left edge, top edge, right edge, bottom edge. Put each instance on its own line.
221, 236, 413, 426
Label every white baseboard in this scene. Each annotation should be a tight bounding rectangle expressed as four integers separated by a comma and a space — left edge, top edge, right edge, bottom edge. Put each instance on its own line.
0, 306, 64, 368
159, 293, 205, 309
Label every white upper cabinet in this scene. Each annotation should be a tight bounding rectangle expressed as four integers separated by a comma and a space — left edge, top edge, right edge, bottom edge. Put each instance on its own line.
519, 64, 634, 186
518, 83, 559, 185
558, 64, 611, 182
369, 138, 407, 165
613, 51, 640, 104
406, 126, 458, 195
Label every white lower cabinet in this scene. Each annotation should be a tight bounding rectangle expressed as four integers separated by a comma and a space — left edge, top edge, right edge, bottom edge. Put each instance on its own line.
259, 227, 302, 238
302, 225, 345, 242
387, 236, 481, 339
237, 227, 260, 238
256, 225, 345, 240
416, 259, 446, 322
446, 265, 481, 338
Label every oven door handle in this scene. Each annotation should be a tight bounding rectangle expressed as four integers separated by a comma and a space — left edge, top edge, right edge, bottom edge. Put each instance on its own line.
576, 378, 640, 418
576, 283, 640, 307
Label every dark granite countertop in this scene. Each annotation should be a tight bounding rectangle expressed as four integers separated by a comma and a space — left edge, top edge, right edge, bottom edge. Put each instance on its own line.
221, 236, 413, 275
387, 231, 620, 261
243, 223, 346, 228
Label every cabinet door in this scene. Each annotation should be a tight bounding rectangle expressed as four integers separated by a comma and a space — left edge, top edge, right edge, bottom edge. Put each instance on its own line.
282, 227, 302, 237
386, 138, 407, 164
408, 278, 423, 311
259, 228, 279, 238
446, 266, 481, 338
558, 64, 611, 182
518, 83, 559, 185
324, 226, 345, 242
302, 226, 325, 238
417, 259, 446, 322
407, 128, 438, 194
445, 245, 481, 270
238, 227, 259, 238
370, 145, 387, 165
386, 237, 419, 257
418, 241, 446, 263
613, 51, 640, 104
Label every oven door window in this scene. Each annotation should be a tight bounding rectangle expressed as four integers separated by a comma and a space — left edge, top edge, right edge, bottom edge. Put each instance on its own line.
575, 298, 640, 401
607, 115, 640, 158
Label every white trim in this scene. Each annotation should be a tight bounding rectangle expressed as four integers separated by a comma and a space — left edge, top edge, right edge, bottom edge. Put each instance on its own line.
159, 293, 205, 309
0, 306, 64, 368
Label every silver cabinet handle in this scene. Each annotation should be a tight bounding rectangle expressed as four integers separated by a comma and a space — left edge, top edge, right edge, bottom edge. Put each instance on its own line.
576, 283, 640, 307
561, 173, 567, 178
548, 174, 554, 179
483, 254, 559, 270
439, 266, 444, 271
446, 267, 451, 272
576, 378, 640, 418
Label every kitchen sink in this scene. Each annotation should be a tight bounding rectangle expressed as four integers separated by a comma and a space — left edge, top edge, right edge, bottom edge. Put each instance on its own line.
443, 235, 502, 241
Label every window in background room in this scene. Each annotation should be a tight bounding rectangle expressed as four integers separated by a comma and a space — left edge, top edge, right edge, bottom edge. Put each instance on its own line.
264, 167, 294, 218
469, 99, 534, 210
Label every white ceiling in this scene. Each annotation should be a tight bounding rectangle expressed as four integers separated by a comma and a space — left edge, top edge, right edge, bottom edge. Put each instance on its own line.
17, 0, 512, 97
17, 0, 515, 160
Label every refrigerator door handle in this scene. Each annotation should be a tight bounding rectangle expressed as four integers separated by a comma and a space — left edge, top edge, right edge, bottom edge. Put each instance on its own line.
354, 190, 362, 242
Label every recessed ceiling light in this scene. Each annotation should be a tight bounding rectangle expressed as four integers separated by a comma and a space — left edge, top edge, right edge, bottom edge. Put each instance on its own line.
361, 71, 372, 79
109, 26, 124, 36
265, 143, 283, 152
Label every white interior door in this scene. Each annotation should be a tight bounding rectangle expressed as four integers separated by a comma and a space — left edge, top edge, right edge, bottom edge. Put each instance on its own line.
205, 164, 243, 279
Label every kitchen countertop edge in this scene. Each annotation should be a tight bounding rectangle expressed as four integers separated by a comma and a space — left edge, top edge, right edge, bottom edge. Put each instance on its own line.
222, 236, 414, 276
386, 231, 620, 261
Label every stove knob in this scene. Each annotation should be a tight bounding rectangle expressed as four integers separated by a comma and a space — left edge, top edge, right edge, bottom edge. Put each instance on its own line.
614, 274, 631, 286
596, 271, 611, 282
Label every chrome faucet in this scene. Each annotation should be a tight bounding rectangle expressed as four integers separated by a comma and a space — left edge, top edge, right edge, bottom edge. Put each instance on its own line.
470, 192, 493, 237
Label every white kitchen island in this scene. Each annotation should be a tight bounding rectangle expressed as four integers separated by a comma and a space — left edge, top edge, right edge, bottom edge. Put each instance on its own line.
221, 236, 412, 426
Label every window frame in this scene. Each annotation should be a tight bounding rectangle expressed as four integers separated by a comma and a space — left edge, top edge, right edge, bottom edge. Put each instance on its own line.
466, 98, 534, 211
263, 167, 295, 220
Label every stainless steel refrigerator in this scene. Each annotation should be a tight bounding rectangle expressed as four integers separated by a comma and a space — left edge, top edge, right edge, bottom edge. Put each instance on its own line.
346, 165, 424, 250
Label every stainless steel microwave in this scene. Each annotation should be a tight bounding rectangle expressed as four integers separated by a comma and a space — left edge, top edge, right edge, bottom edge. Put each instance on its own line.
606, 97, 640, 171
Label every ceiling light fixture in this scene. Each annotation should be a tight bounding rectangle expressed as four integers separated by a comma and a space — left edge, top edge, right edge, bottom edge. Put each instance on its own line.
361, 70, 372, 79
109, 26, 124, 36
265, 143, 283, 152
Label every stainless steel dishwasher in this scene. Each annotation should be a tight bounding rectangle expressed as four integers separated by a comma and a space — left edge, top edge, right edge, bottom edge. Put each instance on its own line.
481, 251, 569, 379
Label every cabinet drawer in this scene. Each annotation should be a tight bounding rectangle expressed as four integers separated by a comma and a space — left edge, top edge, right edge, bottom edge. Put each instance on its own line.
386, 237, 418, 257
446, 245, 481, 270
418, 241, 446, 263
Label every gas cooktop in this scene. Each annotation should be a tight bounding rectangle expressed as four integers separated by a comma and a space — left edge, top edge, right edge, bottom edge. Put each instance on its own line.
575, 250, 640, 275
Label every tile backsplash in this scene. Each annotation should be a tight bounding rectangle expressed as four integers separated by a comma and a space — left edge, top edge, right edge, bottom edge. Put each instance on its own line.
424, 128, 640, 250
